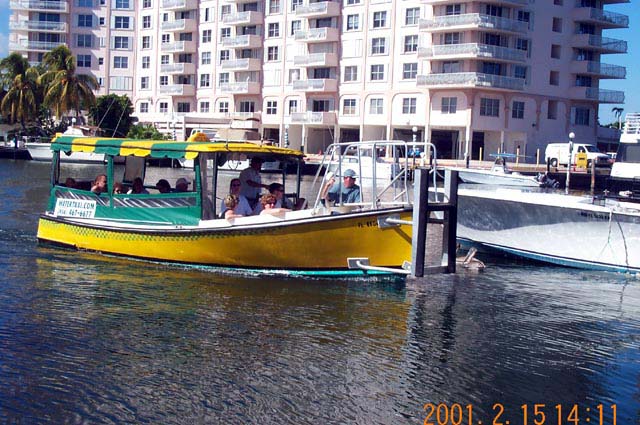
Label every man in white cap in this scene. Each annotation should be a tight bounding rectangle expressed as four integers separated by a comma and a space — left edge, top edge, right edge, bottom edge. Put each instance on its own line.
321, 168, 361, 205
175, 177, 190, 192
239, 157, 269, 208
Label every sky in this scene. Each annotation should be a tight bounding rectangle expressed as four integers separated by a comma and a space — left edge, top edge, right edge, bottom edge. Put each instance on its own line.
0, 1, 636, 125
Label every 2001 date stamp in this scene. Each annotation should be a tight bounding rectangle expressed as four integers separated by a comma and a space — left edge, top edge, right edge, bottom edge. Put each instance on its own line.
423, 403, 617, 425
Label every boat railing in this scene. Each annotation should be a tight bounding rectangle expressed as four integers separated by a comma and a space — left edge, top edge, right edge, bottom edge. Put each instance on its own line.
311, 140, 438, 210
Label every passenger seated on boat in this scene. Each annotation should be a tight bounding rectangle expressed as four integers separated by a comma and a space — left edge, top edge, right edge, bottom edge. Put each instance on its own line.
259, 194, 291, 216
128, 177, 149, 194
254, 183, 294, 214
239, 157, 269, 208
220, 178, 254, 217
223, 194, 244, 220
113, 182, 124, 194
321, 169, 361, 205
64, 177, 77, 189
91, 174, 108, 194
155, 179, 171, 193
175, 177, 191, 192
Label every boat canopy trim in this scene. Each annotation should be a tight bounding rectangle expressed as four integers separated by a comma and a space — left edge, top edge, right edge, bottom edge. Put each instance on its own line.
50, 136, 304, 160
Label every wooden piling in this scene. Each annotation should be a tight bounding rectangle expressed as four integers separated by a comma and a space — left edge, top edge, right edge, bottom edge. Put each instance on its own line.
410, 168, 429, 277
442, 169, 458, 273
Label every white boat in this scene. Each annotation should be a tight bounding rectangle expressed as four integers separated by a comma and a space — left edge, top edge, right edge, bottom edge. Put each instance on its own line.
609, 112, 640, 193
452, 185, 640, 273
450, 155, 547, 187
26, 126, 105, 163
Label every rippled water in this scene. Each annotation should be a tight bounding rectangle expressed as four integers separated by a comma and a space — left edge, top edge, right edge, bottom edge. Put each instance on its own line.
0, 160, 638, 424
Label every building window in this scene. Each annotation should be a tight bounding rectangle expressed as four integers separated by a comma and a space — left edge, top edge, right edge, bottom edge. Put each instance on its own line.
516, 38, 529, 52
551, 44, 561, 59
200, 74, 210, 87
160, 76, 168, 86
113, 56, 128, 68
346, 14, 359, 31
480, 98, 500, 117
77, 54, 91, 67
514, 65, 527, 80
161, 34, 170, 44
517, 10, 531, 28
78, 15, 93, 27
373, 11, 387, 28
140, 102, 148, 113
402, 63, 417, 79
441, 97, 457, 114
267, 46, 279, 61
512, 101, 525, 119
289, 100, 298, 114
547, 100, 558, 120
219, 50, 229, 62
404, 35, 418, 53
177, 102, 190, 113
114, 16, 130, 29
347, 0, 360, 4
443, 32, 460, 45
442, 61, 460, 73
269, 0, 280, 14
343, 99, 356, 115
218, 73, 229, 85
114, 36, 129, 49
370, 64, 384, 81
576, 75, 592, 87
98, 58, 104, 65
218, 101, 229, 113
161, 55, 169, 65
370, 98, 383, 114
268, 23, 280, 37
159, 102, 168, 113
575, 108, 590, 126
266, 101, 277, 115
291, 20, 301, 36
291, 0, 302, 11
344, 66, 358, 82
220, 28, 230, 38
202, 30, 211, 43
446, 4, 461, 15
201, 52, 211, 65
239, 101, 255, 113
76, 34, 92, 48
552, 17, 562, 32
142, 0, 151, 6
99, 17, 105, 26
405, 7, 419, 25
200, 101, 209, 113
115, 0, 129, 8
142, 36, 150, 49
142, 56, 150, 69
549, 71, 559, 86
142, 16, 151, 29
402, 98, 417, 114
371, 37, 386, 55
140, 76, 149, 89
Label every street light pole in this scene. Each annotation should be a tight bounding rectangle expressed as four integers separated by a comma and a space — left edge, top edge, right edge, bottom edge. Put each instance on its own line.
412, 126, 418, 170
565, 132, 575, 195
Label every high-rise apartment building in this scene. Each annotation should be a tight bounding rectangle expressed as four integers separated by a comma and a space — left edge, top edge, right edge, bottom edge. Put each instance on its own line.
10, 0, 628, 159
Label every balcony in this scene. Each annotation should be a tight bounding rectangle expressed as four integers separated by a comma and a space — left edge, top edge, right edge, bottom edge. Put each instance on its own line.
570, 61, 626, 79
220, 34, 262, 49
294, 27, 340, 43
421, 0, 529, 6
290, 112, 336, 125
571, 34, 627, 53
221, 11, 264, 26
293, 52, 338, 67
10, 40, 66, 52
572, 7, 628, 28
160, 18, 197, 32
219, 81, 261, 94
295, 1, 341, 18
569, 86, 625, 103
417, 72, 525, 91
159, 84, 195, 96
220, 58, 262, 71
418, 43, 526, 62
292, 78, 338, 92
161, 0, 197, 10
160, 62, 196, 74
10, 20, 67, 32
419, 13, 528, 34
160, 40, 197, 53
10, 0, 68, 12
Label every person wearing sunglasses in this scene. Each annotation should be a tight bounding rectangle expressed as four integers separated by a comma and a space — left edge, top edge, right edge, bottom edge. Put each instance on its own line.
220, 178, 253, 217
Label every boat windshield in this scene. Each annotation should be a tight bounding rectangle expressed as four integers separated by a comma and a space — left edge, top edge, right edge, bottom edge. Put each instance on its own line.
616, 143, 640, 163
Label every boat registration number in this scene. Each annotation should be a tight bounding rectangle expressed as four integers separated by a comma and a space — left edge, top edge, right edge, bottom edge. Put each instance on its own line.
54, 199, 97, 219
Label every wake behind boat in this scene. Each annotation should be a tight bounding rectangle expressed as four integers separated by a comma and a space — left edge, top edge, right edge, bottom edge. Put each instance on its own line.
36, 134, 418, 276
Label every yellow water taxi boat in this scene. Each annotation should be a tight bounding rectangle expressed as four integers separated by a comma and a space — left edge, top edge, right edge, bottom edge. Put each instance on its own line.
37, 134, 415, 276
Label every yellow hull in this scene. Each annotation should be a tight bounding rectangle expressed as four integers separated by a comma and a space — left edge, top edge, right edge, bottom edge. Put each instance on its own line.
37, 209, 413, 272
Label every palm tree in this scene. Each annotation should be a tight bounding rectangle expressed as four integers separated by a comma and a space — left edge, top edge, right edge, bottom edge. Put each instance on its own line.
39, 46, 99, 118
0, 66, 41, 131
0, 53, 31, 91
612, 107, 624, 130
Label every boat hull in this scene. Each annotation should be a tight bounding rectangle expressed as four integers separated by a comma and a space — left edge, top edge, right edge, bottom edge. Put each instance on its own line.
454, 168, 541, 187
27, 142, 105, 163
37, 208, 413, 274
457, 188, 640, 273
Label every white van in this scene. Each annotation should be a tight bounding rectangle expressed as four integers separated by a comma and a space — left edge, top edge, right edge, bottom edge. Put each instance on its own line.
544, 143, 611, 168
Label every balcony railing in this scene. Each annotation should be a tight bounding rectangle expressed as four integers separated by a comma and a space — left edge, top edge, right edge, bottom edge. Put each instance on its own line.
159, 84, 195, 96
10, 20, 67, 31
221, 11, 264, 25
160, 63, 196, 74
161, 19, 196, 31
586, 87, 625, 103
10, 40, 66, 51
573, 6, 629, 27
292, 78, 338, 92
290, 112, 336, 125
294, 27, 340, 42
219, 81, 261, 94
220, 34, 262, 48
417, 72, 525, 91
295, 1, 340, 17
220, 58, 261, 71
418, 43, 526, 62
421, 0, 529, 5
161, 0, 197, 9
160, 40, 196, 53
419, 13, 528, 33
571, 60, 626, 78
572, 34, 627, 53
10, 0, 68, 11
293, 52, 338, 67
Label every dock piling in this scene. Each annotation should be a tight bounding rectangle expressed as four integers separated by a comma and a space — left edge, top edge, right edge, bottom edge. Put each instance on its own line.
410, 168, 429, 277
